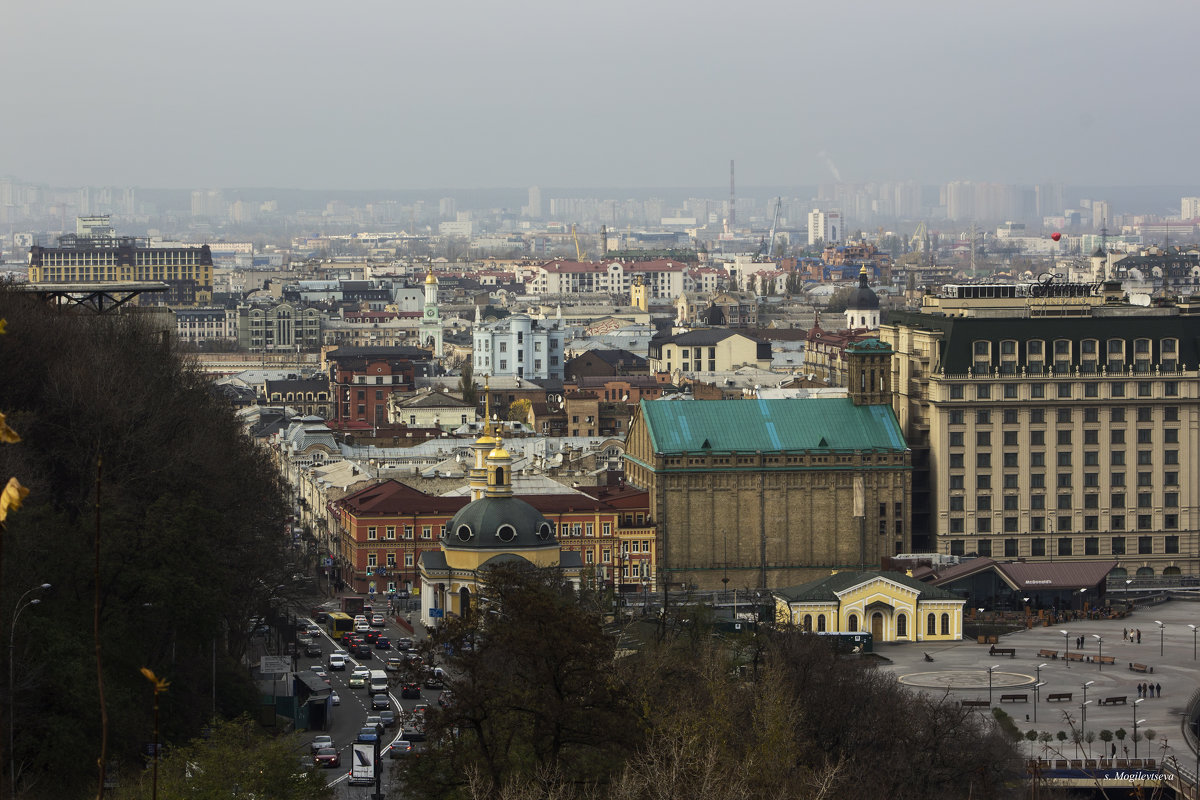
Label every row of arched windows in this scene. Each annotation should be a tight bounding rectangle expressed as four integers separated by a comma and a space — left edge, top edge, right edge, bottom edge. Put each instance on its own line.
799, 611, 951, 638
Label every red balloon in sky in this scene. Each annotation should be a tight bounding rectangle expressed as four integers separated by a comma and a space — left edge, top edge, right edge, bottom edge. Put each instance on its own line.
1051, 232, 1062, 242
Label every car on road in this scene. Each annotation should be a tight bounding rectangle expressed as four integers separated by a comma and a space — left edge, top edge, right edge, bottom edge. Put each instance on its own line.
305, 641, 322, 657
330, 690, 340, 706
401, 718, 425, 742
379, 709, 397, 728
371, 613, 386, 627
396, 638, 414, 651
371, 693, 390, 710
437, 689, 453, 709
355, 623, 370, 635
385, 656, 404, 672
353, 614, 368, 626
310, 735, 333, 753
313, 747, 340, 768
310, 668, 330, 685
375, 637, 391, 650
328, 652, 348, 670
349, 668, 370, 688
423, 669, 444, 689
400, 683, 421, 699
386, 738, 412, 759
365, 716, 385, 737
306, 623, 322, 636
364, 629, 381, 644
356, 726, 379, 744
352, 643, 373, 660
412, 701, 430, 718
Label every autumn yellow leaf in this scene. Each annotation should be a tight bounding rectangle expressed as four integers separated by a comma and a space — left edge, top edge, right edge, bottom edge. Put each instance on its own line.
140, 667, 170, 692
0, 412, 20, 444
0, 477, 30, 522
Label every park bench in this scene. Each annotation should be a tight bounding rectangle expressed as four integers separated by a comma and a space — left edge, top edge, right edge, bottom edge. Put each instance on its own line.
1000, 693, 1028, 703
1129, 662, 1153, 673
989, 646, 1016, 657
1096, 655, 1116, 665
961, 699, 990, 708
1054, 760, 1069, 769
1065, 652, 1087, 662
1115, 759, 1128, 768
1099, 696, 1127, 705
1047, 692, 1072, 702
1037, 649, 1059, 659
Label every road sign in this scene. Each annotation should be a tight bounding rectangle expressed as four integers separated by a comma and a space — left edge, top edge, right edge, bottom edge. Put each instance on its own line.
429, 608, 444, 618
259, 656, 291, 675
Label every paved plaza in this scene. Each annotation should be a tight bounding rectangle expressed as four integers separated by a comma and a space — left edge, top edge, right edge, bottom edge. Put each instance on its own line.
876, 597, 1200, 766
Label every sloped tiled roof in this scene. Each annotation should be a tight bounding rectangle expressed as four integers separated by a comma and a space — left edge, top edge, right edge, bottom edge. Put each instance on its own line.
637, 397, 907, 454
340, 479, 467, 516
777, 571, 963, 603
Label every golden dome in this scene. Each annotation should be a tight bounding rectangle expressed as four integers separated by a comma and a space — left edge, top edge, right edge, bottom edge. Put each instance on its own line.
425, 271, 438, 285
488, 445, 511, 460
475, 432, 497, 447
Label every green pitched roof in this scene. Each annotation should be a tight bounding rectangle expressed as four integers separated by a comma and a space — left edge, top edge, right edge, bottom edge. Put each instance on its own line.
638, 398, 907, 454
777, 571, 963, 603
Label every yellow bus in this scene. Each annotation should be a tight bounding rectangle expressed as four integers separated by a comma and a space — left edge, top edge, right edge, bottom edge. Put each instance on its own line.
326, 611, 354, 640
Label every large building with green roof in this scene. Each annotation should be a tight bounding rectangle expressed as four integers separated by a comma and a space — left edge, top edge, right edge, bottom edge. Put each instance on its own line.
624, 342, 911, 591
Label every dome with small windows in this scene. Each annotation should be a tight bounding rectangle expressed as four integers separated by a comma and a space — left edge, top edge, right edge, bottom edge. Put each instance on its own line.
444, 496, 557, 550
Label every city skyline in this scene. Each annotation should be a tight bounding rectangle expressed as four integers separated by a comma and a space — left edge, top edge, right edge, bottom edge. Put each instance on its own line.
4, 1, 1199, 191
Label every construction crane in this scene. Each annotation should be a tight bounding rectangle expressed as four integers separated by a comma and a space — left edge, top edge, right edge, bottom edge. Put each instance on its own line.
571, 223, 586, 261
766, 197, 782, 259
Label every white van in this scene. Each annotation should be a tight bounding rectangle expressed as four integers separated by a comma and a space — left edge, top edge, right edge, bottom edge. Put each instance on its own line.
368, 669, 389, 695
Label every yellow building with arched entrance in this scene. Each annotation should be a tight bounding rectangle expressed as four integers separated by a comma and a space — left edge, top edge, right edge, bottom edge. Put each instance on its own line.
773, 570, 965, 642
418, 416, 582, 627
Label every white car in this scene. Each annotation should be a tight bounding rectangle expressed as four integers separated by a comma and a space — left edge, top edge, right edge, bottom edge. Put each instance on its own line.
349, 668, 370, 688
331, 690, 341, 706
355, 623, 370, 634
371, 614, 386, 627
328, 652, 348, 671
354, 615, 368, 627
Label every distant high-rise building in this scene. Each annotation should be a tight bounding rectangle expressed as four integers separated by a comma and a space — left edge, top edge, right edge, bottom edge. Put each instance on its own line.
191, 189, 226, 219
807, 209, 843, 245
523, 186, 542, 218
439, 197, 457, 219
1091, 200, 1110, 231
1182, 197, 1200, 220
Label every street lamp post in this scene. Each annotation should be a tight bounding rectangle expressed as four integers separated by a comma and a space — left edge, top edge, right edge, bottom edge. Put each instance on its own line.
1061, 629, 1071, 668
10, 582, 51, 799
1156, 620, 1165, 657
1093, 634, 1104, 670
987, 664, 1001, 705
1188, 624, 1198, 661
1035, 662, 1049, 723
1081, 700, 1092, 741
1132, 698, 1144, 759
1081, 681, 1094, 721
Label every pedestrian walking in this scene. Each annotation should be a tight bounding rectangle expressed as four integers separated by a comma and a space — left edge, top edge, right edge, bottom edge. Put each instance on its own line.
1137, 683, 1143, 698
1123, 627, 1129, 641
1156, 682, 1162, 697
1137, 628, 1142, 644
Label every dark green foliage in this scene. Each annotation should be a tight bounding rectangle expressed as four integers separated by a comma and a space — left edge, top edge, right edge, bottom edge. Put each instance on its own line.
0, 291, 293, 797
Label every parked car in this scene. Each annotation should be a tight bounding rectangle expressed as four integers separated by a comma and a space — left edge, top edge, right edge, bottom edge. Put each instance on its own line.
400, 683, 421, 699
313, 748, 340, 768
386, 738, 412, 758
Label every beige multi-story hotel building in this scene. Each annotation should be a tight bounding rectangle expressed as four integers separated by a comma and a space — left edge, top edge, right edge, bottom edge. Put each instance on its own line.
879, 280, 1200, 579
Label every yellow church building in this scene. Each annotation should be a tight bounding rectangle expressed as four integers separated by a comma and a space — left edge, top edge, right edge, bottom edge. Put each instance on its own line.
417, 415, 583, 627
772, 570, 965, 643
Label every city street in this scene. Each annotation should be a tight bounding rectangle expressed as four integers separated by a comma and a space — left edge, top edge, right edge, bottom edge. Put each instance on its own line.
290, 594, 435, 797
875, 597, 1200, 775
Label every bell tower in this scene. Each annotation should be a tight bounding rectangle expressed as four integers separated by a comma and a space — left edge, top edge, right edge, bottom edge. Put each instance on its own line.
420, 270, 443, 356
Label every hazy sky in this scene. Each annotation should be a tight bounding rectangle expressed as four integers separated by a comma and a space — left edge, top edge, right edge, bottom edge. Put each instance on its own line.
3, 1, 1196, 191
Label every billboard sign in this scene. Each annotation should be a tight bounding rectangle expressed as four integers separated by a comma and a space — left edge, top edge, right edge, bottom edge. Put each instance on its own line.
350, 743, 375, 783
259, 656, 291, 675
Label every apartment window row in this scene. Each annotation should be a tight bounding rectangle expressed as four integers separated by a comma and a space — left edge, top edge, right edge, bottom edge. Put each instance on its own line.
948, 511, 1179, 535
949, 534, 1180, 559
950, 379, 1180, 401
